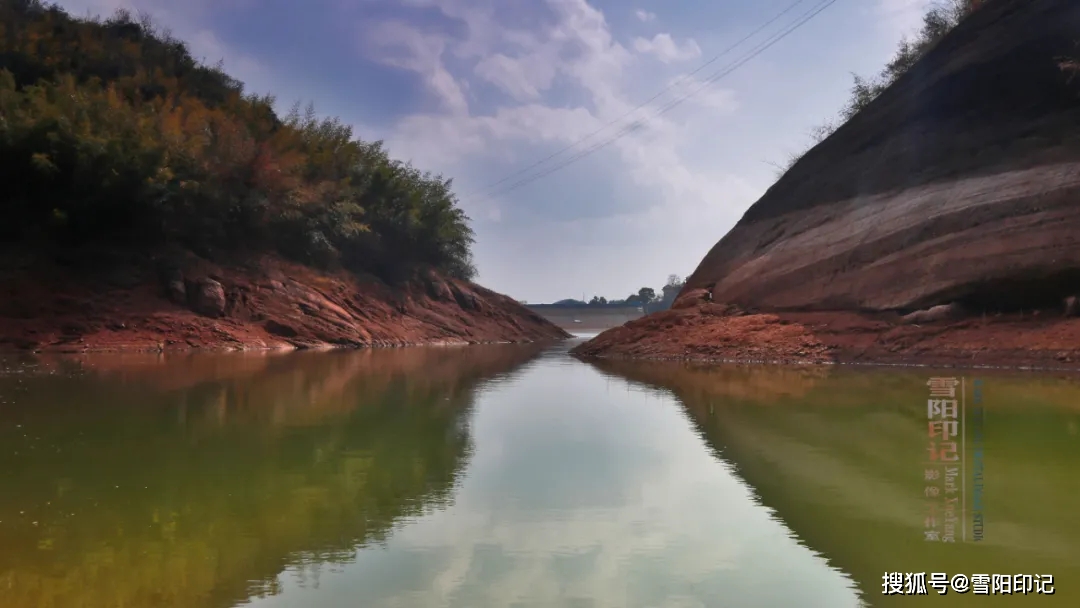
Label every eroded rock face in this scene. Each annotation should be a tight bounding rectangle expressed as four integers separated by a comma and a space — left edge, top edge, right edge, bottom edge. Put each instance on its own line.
901, 303, 963, 325
681, 0, 1080, 313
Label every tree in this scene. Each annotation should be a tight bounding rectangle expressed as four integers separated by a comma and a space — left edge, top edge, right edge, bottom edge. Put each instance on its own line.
0, 3, 478, 282
665, 275, 683, 289
637, 287, 656, 303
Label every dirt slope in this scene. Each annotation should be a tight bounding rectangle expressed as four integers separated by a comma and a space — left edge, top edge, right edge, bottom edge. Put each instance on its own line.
0, 247, 568, 353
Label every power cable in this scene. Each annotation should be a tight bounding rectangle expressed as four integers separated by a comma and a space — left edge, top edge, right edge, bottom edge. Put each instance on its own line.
476, 0, 810, 194
483, 0, 840, 198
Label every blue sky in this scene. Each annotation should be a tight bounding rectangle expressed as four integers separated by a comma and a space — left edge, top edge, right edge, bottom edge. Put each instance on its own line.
57, 0, 935, 303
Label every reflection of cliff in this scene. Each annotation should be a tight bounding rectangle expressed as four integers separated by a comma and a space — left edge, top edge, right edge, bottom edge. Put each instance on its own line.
591, 360, 1080, 606
590, 359, 830, 403
0, 344, 543, 608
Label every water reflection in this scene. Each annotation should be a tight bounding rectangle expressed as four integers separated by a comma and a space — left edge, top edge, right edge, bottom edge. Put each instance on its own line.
245, 345, 862, 608
15, 345, 1074, 607
0, 344, 543, 608
589, 359, 1080, 606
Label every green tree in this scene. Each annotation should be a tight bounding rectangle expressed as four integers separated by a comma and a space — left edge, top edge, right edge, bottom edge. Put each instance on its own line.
637, 287, 656, 303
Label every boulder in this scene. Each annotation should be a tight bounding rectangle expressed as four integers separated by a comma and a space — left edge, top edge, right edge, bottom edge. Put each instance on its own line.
165, 276, 186, 305
189, 278, 226, 318
672, 288, 712, 310
901, 303, 963, 325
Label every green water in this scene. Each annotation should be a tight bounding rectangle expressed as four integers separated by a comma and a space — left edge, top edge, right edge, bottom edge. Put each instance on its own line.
1, 340, 1078, 607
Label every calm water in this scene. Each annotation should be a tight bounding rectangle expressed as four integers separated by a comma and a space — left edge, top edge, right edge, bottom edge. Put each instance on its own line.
2, 339, 1079, 607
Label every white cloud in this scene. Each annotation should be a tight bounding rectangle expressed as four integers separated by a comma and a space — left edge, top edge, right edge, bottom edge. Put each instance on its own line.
347, 0, 755, 296
633, 33, 702, 64
474, 52, 558, 101
363, 20, 469, 115
365, 1, 727, 210
663, 75, 740, 113
877, 0, 933, 37
634, 8, 656, 22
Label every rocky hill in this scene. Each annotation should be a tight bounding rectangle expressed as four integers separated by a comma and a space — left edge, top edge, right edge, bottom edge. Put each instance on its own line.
689, 0, 1080, 313
575, 0, 1080, 369
0, 3, 567, 352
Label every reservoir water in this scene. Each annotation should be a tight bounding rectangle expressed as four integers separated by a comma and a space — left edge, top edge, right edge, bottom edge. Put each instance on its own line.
2, 337, 1078, 607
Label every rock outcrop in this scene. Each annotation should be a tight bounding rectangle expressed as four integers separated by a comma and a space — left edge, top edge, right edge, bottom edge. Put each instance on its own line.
900, 303, 963, 325
683, 0, 1080, 313
0, 247, 569, 352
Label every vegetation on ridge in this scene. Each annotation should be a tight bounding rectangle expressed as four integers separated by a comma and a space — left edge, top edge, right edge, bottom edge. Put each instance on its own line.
773, 0, 983, 174
0, 0, 477, 281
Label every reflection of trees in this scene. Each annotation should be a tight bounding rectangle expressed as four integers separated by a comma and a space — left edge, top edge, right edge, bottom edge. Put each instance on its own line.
590, 360, 1080, 606
0, 344, 542, 608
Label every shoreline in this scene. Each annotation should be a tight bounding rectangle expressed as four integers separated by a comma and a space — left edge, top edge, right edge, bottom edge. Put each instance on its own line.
0, 248, 569, 355
0, 336, 560, 356
570, 305, 1080, 373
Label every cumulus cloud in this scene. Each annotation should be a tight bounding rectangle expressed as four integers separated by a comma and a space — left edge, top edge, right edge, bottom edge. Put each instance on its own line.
363, 20, 470, 115
338, 0, 761, 297
473, 52, 558, 101
633, 33, 702, 63
360, 1, 734, 214
634, 8, 656, 22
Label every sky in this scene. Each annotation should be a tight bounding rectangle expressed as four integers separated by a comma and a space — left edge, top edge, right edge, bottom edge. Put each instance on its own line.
54, 0, 937, 304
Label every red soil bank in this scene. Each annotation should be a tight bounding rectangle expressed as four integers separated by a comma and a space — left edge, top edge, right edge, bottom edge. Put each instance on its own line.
0, 247, 568, 353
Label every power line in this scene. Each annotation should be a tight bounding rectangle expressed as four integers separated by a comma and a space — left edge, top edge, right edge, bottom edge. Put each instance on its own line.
483, 0, 840, 199
476, 0, 810, 195
483, 0, 838, 198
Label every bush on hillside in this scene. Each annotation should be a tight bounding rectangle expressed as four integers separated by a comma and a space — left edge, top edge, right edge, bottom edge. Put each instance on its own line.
0, 0, 476, 281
